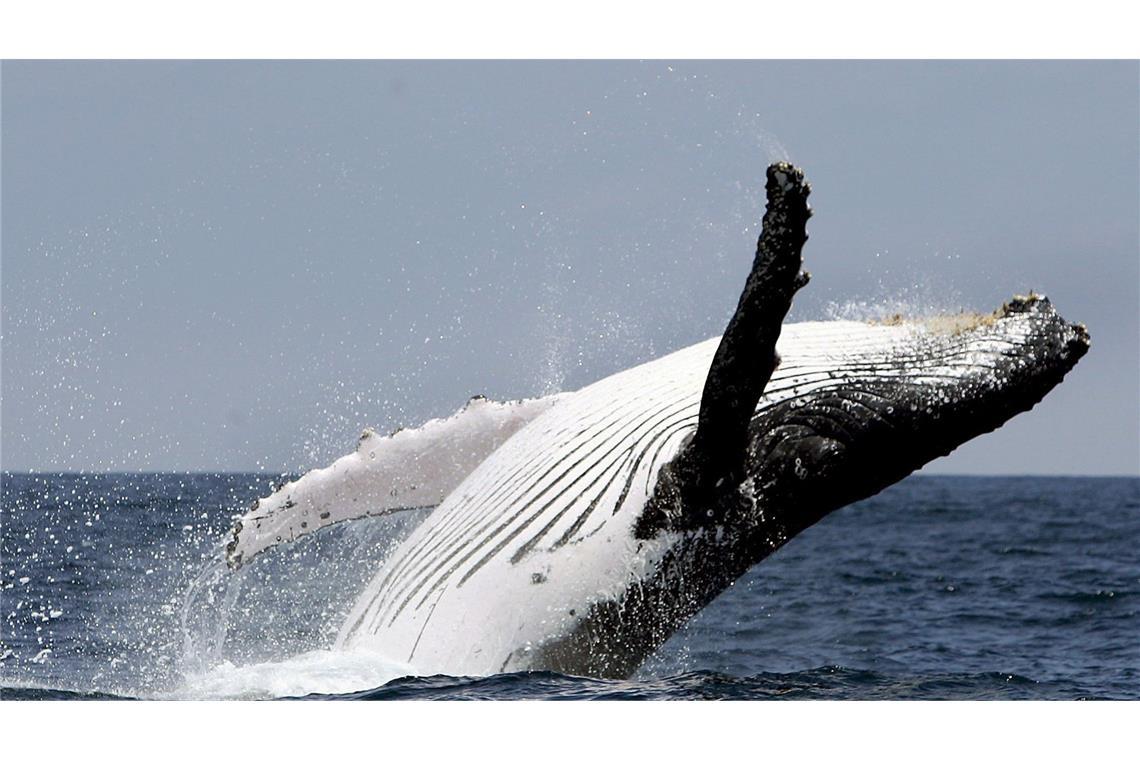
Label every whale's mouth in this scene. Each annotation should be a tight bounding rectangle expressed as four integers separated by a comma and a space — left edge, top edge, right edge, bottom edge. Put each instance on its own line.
738, 292, 1089, 533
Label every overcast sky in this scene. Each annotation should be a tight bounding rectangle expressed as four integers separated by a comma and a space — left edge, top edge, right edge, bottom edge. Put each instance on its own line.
2, 60, 1137, 475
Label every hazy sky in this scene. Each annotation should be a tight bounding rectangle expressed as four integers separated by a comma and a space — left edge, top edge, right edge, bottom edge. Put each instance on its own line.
2, 60, 1137, 475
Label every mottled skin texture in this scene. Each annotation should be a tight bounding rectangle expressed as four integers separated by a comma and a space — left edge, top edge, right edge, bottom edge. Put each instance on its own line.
521, 165, 1090, 678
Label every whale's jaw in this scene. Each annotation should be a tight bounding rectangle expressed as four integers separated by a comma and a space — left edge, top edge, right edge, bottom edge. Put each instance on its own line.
532, 295, 1089, 679
641, 293, 1089, 540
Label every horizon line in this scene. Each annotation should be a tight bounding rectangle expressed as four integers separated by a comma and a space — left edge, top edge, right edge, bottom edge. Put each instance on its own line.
1, 470, 1137, 479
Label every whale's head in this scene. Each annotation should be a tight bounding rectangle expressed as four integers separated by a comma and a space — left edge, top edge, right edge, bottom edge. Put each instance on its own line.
737, 293, 1089, 536
540, 292, 1088, 679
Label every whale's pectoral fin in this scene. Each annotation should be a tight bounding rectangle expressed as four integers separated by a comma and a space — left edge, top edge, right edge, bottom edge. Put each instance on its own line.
225, 393, 569, 568
639, 163, 812, 536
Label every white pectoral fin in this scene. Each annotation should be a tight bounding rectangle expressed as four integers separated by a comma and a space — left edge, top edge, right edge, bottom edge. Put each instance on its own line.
225, 393, 569, 569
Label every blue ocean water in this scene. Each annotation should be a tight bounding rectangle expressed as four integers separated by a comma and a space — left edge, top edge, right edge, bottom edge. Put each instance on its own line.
1, 473, 1136, 700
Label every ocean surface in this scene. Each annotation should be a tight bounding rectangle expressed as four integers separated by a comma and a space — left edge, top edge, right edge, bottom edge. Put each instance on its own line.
1, 472, 1136, 700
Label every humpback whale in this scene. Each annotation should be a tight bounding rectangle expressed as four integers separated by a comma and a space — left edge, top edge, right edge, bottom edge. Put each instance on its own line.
227, 163, 1089, 679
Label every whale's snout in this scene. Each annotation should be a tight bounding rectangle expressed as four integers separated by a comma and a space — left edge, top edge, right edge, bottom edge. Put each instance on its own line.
972, 293, 1089, 409
997, 292, 1089, 366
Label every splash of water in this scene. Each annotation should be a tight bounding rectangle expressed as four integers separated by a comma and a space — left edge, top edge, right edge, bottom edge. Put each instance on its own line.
173, 507, 429, 698
176, 648, 421, 699
179, 554, 240, 674
823, 278, 969, 324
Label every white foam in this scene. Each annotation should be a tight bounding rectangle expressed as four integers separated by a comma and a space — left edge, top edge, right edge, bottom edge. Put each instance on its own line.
174, 648, 420, 700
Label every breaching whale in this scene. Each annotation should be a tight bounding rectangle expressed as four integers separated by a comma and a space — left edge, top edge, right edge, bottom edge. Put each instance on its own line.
226, 163, 1089, 679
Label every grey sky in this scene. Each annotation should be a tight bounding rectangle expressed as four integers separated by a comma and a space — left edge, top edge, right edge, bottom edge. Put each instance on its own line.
2, 60, 1137, 475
